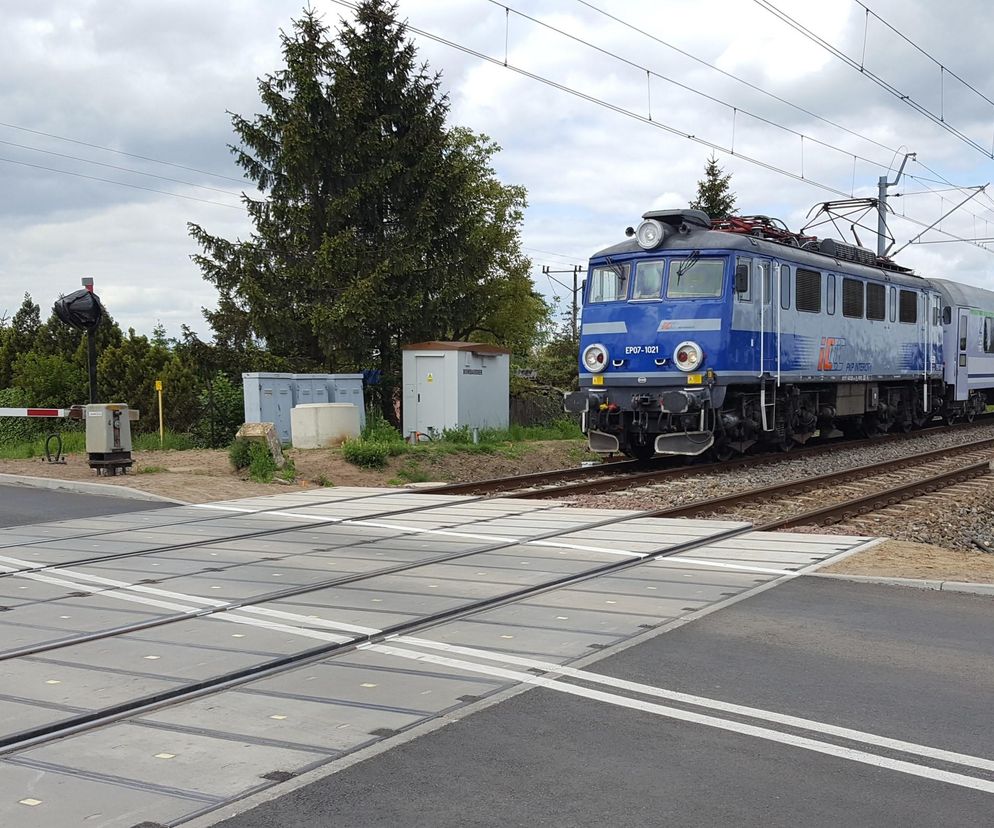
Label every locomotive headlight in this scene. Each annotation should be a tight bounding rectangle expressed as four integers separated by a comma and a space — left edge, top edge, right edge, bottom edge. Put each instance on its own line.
673, 340, 704, 372
635, 219, 665, 250
582, 343, 609, 373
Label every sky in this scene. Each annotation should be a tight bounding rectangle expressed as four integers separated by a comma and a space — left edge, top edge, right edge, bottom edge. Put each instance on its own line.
3, 0, 994, 337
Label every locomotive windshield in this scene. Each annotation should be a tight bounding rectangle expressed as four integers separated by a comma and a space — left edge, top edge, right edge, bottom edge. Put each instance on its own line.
588, 263, 630, 303
632, 261, 664, 299
666, 258, 724, 298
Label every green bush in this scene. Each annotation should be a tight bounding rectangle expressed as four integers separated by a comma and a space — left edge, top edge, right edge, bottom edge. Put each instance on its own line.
0, 388, 47, 445
193, 373, 245, 448
248, 440, 277, 483
441, 425, 473, 444
278, 457, 297, 482
362, 408, 404, 444
342, 438, 391, 469
229, 438, 253, 470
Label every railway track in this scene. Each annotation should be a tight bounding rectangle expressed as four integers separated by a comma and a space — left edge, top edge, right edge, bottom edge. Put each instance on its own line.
644, 437, 994, 531
426, 419, 994, 500
0, 497, 751, 756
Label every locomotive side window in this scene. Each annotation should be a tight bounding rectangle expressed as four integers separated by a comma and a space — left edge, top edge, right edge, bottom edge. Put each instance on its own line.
666, 258, 724, 298
632, 261, 664, 299
899, 289, 917, 323
985, 318, 994, 354
842, 278, 864, 318
826, 273, 836, 315
866, 283, 885, 320
589, 264, 630, 303
795, 268, 821, 313
779, 263, 791, 309
756, 261, 772, 304
889, 287, 896, 322
734, 258, 751, 300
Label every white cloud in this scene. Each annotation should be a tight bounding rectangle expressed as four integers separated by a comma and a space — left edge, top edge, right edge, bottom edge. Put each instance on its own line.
2, 0, 994, 336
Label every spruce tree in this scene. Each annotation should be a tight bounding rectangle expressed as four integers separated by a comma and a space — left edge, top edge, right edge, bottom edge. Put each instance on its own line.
689, 153, 737, 219
190, 3, 545, 424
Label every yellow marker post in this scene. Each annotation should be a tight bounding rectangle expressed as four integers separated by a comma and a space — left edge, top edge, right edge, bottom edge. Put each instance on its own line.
155, 379, 164, 447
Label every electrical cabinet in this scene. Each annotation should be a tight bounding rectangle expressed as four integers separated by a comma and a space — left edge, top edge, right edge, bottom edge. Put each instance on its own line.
243, 373, 366, 443
85, 403, 134, 474
401, 342, 509, 439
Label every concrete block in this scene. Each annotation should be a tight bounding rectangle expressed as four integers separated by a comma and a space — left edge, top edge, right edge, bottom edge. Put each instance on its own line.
235, 422, 286, 468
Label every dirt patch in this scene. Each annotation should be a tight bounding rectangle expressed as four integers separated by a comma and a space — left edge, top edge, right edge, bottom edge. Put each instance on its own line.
820, 538, 994, 584
0, 441, 593, 504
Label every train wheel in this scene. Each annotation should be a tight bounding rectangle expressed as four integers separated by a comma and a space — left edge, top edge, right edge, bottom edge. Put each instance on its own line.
710, 440, 735, 462
627, 440, 655, 462
774, 432, 793, 452
860, 415, 881, 438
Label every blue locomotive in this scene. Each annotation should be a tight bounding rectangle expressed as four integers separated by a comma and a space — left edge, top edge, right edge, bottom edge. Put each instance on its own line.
565, 209, 994, 460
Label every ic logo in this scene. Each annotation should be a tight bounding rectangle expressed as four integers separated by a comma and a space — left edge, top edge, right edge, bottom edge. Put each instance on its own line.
817, 337, 846, 371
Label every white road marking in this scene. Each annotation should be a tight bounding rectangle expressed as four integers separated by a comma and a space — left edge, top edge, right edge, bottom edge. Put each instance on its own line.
394, 636, 994, 774
655, 557, 797, 575
369, 642, 994, 795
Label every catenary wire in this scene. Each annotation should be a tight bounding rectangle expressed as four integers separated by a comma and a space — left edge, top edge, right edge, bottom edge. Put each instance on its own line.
855, 0, 994, 110
330, 0, 991, 252
0, 137, 245, 198
0, 120, 248, 185
751, 0, 994, 160
0, 154, 245, 210
570, 0, 994, 229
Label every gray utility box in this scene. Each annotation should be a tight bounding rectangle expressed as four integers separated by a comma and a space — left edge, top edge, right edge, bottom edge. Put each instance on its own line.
243, 373, 295, 443
243, 372, 366, 443
402, 342, 510, 439
85, 403, 135, 475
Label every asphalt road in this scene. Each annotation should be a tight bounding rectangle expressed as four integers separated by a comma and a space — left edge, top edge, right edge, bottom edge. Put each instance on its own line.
0, 482, 168, 528
215, 578, 994, 828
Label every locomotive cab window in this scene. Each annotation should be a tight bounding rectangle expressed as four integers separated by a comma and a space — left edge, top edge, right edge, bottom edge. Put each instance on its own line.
795, 268, 821, 313
588, 264, 630, 303
631, 261, 664, 300
899, 289, 917, 323
666, 258, 724, 298
842, 278, 864, 318
866, 282, 885, 320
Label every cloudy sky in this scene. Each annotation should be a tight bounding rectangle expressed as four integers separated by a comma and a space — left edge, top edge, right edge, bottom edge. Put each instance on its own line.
3, 0, 994, 337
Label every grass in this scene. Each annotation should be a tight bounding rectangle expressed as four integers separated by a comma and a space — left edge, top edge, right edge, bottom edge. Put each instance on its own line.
136, 465, 167, 474
0, 429, 198, 460
389, 462, 432, 486
0, 430, 86, 459
340, 415, 584, 470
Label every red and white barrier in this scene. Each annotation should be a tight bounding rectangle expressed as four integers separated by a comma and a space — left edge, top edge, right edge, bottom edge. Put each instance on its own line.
0, 408, 72, 418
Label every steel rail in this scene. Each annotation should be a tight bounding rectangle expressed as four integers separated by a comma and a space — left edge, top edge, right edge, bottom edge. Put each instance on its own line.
0, 488, 514, 582
0, 484, 745, 662
0, 486, 428, 553
646, 438, 994, 520
760, 461, 991, 530
0, 519, 752, 755
423, 456, 641, 495
426, 419, 992, 501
